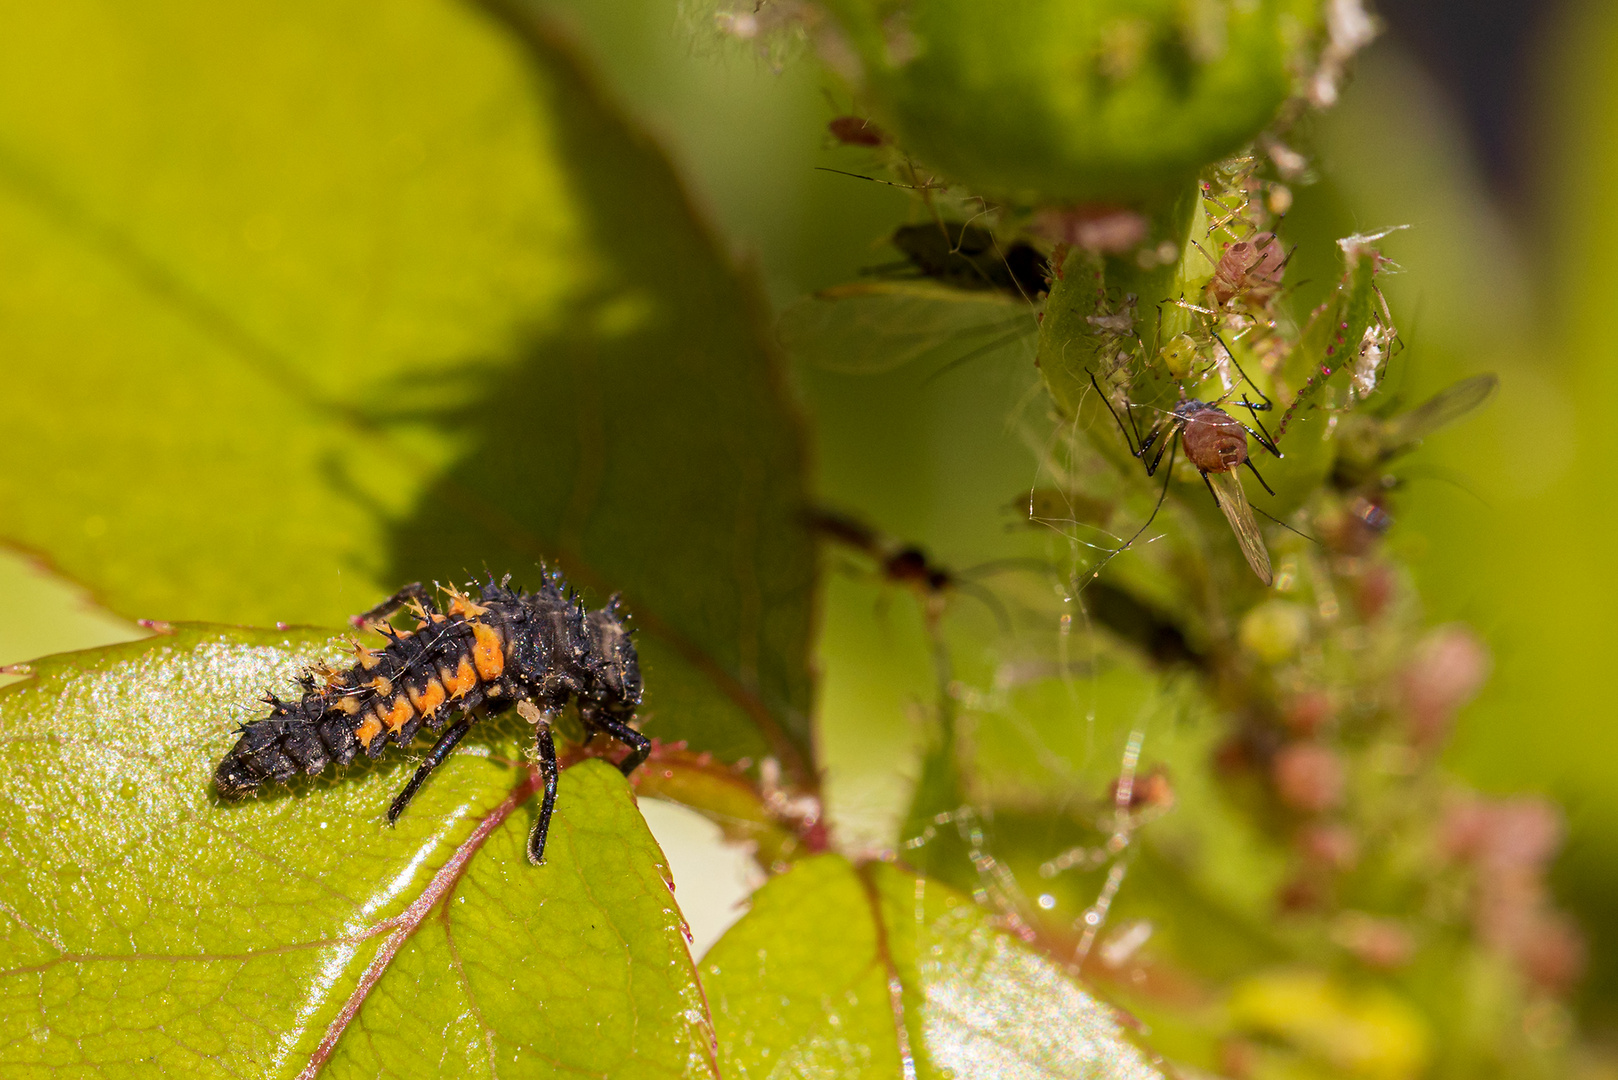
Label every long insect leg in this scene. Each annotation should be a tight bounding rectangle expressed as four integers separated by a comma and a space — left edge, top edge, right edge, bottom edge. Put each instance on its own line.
352, 582, 435, 629
527, 717, 560, 866
1144, 419, 1181, 476
588, 712, 652, 776
387, 716, 473, 825
1242, 409, 1283, 458
1212, 331, 1275, 410
1243, 457, 1277, 496
1089, 371, 1145, 457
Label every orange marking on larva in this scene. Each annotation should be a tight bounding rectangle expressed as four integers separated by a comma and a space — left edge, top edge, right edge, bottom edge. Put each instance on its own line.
355, 715, 383, 749
367, 676, 393, 696
408, 678, 448, 718
335, 695, 362, 716
354, 644, 383, 670
441, 656, 477, 699
444, 585, 489, 618
471, 622, 505, 680
384, 696, 414, 733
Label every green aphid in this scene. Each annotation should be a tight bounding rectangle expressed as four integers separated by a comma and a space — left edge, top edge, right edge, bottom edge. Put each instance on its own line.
1160, 333, 1200, 380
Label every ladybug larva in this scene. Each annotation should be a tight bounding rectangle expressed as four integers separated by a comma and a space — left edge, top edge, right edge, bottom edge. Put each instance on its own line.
215, 574, 646, 865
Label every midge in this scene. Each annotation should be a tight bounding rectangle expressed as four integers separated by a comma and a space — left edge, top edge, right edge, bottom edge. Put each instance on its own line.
214, 574, 648, 865
1088, 354, 1283, 585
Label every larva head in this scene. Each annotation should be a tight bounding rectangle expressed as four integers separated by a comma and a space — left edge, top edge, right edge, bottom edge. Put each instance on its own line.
585, 597, 642, 714
1176, 401, 1249, 473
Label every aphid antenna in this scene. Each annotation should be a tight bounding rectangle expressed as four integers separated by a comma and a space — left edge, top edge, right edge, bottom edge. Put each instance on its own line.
950, 579, 1014, 634
1250, 503, 1321, 545
1087, 369, 1152, 459
1072, 440, 1180, 595
953, 205, 997, 247
1274, 240, 1301, 276
959, 554, 1061, 580
813, 166, 945, 192
1168, 296, 1216, 316
921, 325, 1038, 386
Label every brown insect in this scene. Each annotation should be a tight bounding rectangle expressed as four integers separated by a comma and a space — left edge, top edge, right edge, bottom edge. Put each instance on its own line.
1088, 362, 1282, 585
1209, 232, 1287, 307
827, 115, 887, 147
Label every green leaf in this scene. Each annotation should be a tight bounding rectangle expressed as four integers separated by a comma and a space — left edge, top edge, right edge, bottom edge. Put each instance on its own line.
702, 854, 1166, 1080
0, 0, 813, 778
0, 627, 716, 1079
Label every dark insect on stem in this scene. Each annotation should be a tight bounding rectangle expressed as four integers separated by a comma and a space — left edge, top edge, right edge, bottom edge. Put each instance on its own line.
214, 574, 647, 866
870, 220, 1049, 300
808, 509, 1043, 631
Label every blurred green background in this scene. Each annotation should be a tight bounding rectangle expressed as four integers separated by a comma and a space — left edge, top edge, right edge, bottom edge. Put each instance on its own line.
3, 0, 1615, 1045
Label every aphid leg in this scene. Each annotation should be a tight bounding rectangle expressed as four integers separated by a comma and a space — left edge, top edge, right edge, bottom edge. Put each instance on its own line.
1241, 408, 1283, 459
527, 717, 560, 866
1243, 458, 1277, 497
387, 716, 473, 825
1088, 371, 1145, 457
1212, 331, 1275, 411
1143, 420, 1181, 476
588, 712, 652, 776
352, 582, 434, 629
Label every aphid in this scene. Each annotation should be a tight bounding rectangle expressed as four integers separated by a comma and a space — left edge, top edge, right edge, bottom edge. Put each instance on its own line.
215, 574, 647, 866
884, 220, 1049, 298
1331, 373, 1499, 491
1208, 232, 1287, 307
827, 115, 887, 147
1172, 401, 1277, 584
1088, 361, 1282, 585
808, 509, 1029, 629
1159, 333, 1200, 380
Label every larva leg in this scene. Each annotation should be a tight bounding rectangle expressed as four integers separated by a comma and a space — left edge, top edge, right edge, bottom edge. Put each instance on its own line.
527, 719, 560, 866
387, 716, 472, 825
589, 712, 651, 776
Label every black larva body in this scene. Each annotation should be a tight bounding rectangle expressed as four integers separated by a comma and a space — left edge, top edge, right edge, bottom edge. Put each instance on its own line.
214, 575, 647, 864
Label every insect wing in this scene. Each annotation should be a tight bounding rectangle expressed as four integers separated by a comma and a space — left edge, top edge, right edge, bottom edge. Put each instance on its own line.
1206, 470, 1273, 585
777, 280, 1035, 375
1380, 373, 1498, 459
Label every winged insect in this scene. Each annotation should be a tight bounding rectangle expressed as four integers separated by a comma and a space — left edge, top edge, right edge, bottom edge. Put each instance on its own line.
1085, 351, 1283, 585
